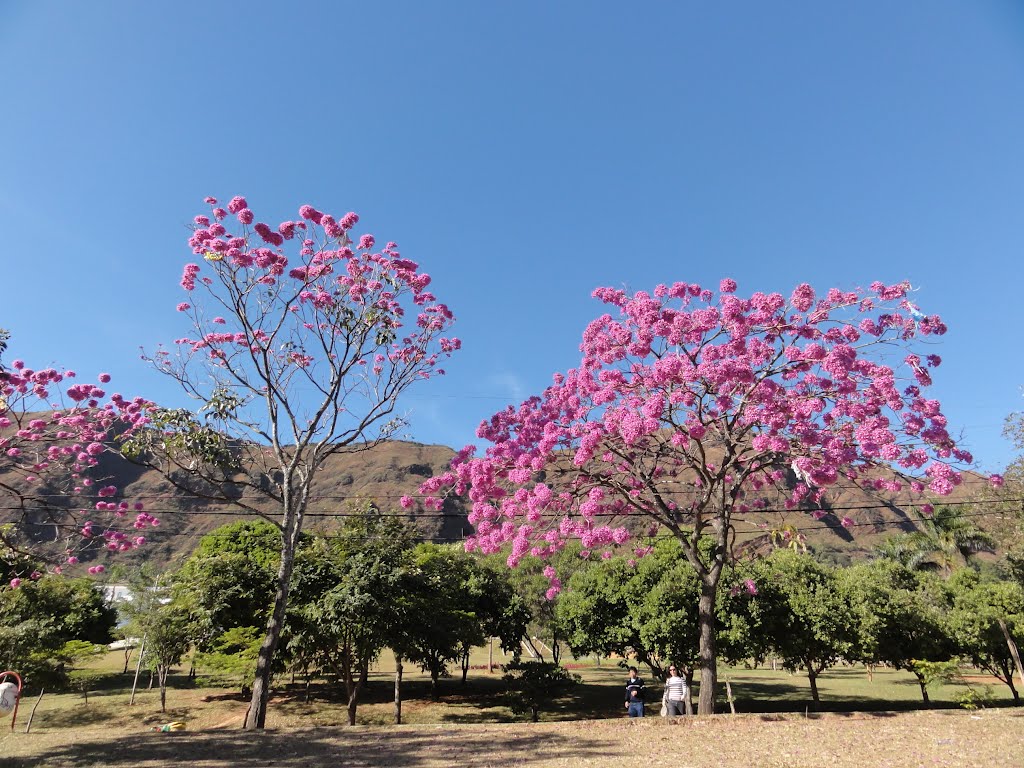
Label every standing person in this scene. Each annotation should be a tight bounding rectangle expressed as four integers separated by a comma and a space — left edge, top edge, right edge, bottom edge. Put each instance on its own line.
662, 665, 687, 716
624, 666, 645, 717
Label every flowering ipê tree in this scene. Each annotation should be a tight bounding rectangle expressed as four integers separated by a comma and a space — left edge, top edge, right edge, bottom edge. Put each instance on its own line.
418, 279, 995, 714
0, 348, 151, 579
125, 196, 459, 729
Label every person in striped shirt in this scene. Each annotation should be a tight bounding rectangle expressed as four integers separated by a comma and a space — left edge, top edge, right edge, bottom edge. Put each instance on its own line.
662, 665, 688, 716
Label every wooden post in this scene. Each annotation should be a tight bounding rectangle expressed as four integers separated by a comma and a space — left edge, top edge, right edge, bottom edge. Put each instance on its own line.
24, 689, 43, 733
129, 633, 147, 706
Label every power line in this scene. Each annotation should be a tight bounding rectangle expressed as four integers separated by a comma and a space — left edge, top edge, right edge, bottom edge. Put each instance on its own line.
1, 494, 1018, 519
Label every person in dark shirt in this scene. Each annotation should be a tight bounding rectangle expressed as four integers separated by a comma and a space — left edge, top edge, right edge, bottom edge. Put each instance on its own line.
624, 666, 645, 717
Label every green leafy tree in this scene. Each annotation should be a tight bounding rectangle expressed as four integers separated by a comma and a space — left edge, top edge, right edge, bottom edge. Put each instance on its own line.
404, 543, 486, 700
557, 538, 702, 679
457, 559, 531, 684
173, 521, 282, 655
289, 512, 415, 725
60, 639, 106, 700
491, 544, 588, 665
0, 577, 117, 689
946, 570, 1024, 703
502, 660, 581, 722
196, 625, 263, 696
840, 561, 954, 702
746, 550, 857, 705
141, 602, 191, 712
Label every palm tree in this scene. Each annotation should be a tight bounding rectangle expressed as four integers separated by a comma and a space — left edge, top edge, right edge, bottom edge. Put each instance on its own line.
873, 533, 938, 571
918, 505, 997, 573
875, 506, 995, 574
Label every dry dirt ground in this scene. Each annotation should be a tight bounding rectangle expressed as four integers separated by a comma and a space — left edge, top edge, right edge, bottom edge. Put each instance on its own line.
1, 709, 1021, 768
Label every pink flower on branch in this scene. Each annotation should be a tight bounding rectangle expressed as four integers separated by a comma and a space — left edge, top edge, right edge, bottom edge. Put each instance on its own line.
0, 361, 154, 575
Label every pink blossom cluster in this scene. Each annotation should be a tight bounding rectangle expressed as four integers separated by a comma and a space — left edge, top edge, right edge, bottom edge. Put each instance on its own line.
413, 278, 992, 593
161, 197, 461, 395
0, 364, 153, 583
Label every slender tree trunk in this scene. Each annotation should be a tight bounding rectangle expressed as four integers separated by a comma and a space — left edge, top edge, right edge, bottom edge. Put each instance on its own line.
159, 666, 168, 713
998, 658, 1020, 703
245, 518, 301, 730
129, 633, 147, 706
696, 576, 719, 715
24, 689, 43, 733
122, 648, 132, 675
531, 704, 539, 722
346, 658, 369, 726
394, 655, 403, 725
683, 669, 694, 716
913, 670, 930, 704
998, 618, 1024, 695
461, 647, 470, 685
347, 688, 360, 725
430, 664, 440, 701
807, 666, 820, 705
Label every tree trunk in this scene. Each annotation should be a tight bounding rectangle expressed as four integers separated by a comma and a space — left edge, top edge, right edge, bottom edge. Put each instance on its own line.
461, 646, 470, 685
245, 519, 301, 730
129, 633, 146, 706
998, 658, 1020, 704
347, 689, 359, 725
684, 669, 694, 716
24, 688, 44, 733
696, 576, 719, 715
345, 658, 369, 726
430, 664, 440, 701
159, 666, 168, 713
998, 618, 1024, 695
531, 704, 539, 722
913, 670, 930, 704
394, 655, 403, 725
807, 666, 820, 705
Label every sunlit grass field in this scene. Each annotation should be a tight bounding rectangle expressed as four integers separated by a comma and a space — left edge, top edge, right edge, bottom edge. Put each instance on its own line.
15, 644, 1015, 734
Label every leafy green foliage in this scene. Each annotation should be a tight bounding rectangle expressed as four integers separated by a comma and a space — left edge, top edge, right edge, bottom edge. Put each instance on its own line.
196, 626, 263, 692
502, 660, 581, 722
557, 537, 701, 678
944, 569, 1023, 702
841, 561, 955, 701
736, 550, 858, 703
287, 512, 417, 722
173, 520, 282, 651
0, 577, 117, 689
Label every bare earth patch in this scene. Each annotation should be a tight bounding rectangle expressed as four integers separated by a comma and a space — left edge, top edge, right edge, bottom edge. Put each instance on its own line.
1, 710, 1021, 768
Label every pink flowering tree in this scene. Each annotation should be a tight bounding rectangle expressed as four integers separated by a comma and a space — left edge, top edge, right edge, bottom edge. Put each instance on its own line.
0, 343, 151, 580
418, 279, 991, 715
126, 196, 459, 730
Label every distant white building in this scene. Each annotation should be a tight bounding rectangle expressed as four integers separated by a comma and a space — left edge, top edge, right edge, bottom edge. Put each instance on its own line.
101, 584, 134, 604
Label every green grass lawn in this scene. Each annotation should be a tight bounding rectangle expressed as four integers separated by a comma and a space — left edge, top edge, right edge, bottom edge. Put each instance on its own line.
25, 644, 1011, 734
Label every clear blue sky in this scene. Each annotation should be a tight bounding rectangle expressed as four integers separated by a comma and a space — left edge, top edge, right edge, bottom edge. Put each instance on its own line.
2, 1, 1023, 471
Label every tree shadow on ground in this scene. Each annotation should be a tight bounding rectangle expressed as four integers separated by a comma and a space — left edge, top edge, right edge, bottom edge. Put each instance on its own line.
6, 726, 612, 768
